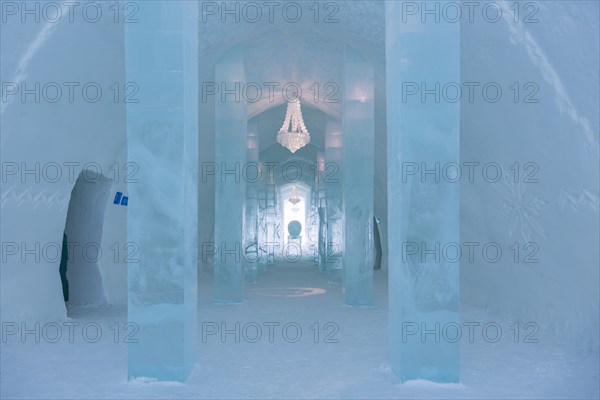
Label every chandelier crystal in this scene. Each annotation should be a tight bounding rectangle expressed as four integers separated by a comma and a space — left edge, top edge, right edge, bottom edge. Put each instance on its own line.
277, 98, 310, 153
288, 185, 301, 205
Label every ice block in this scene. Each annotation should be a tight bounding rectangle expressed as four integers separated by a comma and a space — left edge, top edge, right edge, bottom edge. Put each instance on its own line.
386, 0, 460, 383
213, 44, 247, 303
125, 0, 198, 381
342, 46, 375, 306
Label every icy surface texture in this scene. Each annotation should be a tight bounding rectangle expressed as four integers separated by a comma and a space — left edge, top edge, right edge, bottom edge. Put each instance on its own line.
0, 0, 129, 320
257, 173, 278, 270
213, 44, 247, 303
244, 120, 259, 283
386, 1, 460, 382
460, 0, 599, 353
324, 119, 344, 283
342, 47, 375, 306
125, 1, 198, 381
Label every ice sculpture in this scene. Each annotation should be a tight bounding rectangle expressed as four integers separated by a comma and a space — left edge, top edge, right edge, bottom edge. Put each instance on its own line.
386, 1, 460, 382
342, 46, 375, 306
324, 119, 343, 283
214, 44, 247, 303
125, 1, 198, 381
244, 120, 259, 283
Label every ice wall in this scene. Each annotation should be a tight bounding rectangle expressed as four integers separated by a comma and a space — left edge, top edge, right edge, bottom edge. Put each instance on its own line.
0, 0, 128, 321
460, 0, 600, 352
125, 1, 198, 381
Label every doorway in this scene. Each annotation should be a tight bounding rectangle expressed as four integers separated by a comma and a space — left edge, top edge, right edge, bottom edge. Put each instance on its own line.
60, 170, 112, 310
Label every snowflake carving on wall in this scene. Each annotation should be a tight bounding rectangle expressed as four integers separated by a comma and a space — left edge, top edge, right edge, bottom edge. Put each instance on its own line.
494, 177, 548, 243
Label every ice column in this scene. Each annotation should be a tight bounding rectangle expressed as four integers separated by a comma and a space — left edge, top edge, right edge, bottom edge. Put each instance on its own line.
342, 47, 375, 306
316, 152, 328, 271
386, 1, 460, 382
257, 182, 268, 270
257, 170, 277, 270
324, 119, 343, 283
214, 44, 247, 303
244, 120, 259, 282
125, 1, 198, 381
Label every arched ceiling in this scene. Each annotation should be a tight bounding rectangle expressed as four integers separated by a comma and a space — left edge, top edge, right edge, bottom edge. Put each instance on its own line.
199, 1, 386, 119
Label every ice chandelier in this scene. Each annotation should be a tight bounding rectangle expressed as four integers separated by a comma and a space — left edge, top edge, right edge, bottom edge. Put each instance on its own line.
277, 97, 311, 153
288, 185, 301, 205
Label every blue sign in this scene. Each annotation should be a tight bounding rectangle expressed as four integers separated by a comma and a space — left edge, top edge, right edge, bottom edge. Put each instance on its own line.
113, 192, 128, 207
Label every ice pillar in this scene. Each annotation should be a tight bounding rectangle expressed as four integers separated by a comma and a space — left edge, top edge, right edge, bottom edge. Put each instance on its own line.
386, 1, 460, 382
244, 120, 259, 282
266, 175, 279, 265
258, 165, 278, 267
125, 1, 198, 381
342, 47, 375, 306
324, 119, 343, 283
315, 152, 327, 271
214, 44, 247, 303
257, 182, 268, 270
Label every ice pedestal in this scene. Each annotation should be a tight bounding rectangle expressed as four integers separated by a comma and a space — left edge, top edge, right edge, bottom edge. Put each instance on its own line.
342, 47, 375, 306
386, 1, 460, 383
125, 1, 198, 381
214, 44, 247, 303
324, 119, 343, 283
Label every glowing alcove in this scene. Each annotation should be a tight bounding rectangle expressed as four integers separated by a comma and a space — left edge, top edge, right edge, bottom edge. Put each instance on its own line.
280, 182, 311, 258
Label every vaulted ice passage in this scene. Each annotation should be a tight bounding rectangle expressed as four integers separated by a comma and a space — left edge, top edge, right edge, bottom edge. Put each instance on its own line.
1, 0, 598, 396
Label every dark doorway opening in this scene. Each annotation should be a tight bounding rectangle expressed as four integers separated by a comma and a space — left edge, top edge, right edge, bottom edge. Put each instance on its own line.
60, 170, 112, 310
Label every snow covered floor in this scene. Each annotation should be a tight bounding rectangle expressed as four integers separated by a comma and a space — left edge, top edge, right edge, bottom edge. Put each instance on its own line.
2, 262, 598, 399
